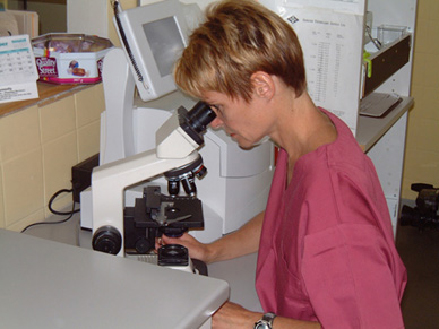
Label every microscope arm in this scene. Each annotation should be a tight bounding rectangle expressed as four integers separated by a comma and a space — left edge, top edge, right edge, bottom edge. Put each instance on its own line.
92, 102, 215, 257
92, 149, 200, 257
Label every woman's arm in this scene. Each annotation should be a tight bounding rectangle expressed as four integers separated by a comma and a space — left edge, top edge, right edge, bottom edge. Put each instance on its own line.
161, 210, 265, 263
212, 302, 321, 329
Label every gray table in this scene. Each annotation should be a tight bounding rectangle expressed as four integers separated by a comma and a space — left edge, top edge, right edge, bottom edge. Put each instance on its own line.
0, 229, 229, 329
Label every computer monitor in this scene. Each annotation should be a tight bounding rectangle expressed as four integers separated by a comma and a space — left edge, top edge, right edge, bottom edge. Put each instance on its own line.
114, 0, 201, 101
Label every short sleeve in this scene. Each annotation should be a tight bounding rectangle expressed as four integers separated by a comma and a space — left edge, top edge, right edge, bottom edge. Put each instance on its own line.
301, 224, 405, 329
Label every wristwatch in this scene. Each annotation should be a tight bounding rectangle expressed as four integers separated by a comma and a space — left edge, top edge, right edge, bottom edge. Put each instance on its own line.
254, 312, 276, 329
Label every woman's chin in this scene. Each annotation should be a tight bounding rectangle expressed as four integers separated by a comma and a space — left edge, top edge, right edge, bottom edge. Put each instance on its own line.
237, 139, 258, 150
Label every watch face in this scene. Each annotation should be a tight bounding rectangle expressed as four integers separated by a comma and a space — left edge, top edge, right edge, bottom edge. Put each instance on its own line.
255, 320, 270, 329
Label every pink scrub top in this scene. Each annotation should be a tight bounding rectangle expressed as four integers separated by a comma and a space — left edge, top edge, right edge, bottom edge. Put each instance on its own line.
256, 109, 406, 328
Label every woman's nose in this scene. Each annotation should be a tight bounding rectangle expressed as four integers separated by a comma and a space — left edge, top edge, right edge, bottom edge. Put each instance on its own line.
210, 117, 224, 129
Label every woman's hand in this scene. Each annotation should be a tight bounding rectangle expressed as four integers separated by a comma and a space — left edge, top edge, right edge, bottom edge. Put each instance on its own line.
213, 302, 262, 329
157, 232, 210, 262
213, 303, 322, 329
155, 210, 265, 264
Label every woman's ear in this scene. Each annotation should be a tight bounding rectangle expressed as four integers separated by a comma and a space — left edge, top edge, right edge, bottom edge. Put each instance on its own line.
251, 71, 275, 99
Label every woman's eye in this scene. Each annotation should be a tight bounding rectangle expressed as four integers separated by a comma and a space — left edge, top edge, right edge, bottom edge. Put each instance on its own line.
211, 105, 222, 115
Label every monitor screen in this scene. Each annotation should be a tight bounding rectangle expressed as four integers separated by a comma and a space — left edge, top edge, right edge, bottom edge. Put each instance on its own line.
142, 17, 185, 78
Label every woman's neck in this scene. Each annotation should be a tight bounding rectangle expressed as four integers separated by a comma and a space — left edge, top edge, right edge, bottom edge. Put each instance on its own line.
275, 93, 337, 185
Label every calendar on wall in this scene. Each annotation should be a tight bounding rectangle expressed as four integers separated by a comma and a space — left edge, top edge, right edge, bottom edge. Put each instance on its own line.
0, 34, 38, 103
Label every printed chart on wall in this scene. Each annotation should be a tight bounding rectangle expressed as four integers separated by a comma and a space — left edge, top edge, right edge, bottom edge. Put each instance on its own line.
279, 0, 365, 135
280, 0, 364, 14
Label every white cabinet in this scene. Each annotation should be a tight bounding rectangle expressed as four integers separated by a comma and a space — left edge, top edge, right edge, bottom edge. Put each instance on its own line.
361, 0, 417, 235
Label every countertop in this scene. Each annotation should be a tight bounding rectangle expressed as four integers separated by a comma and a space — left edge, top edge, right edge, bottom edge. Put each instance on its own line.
0, 82, 90, 117
1, 226, 230, 329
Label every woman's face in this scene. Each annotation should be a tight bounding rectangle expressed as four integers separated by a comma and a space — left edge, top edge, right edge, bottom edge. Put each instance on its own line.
202, 91, 273, 149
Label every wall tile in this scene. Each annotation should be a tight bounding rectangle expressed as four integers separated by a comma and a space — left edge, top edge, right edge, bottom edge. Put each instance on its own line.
7, 209, 45, 233
405, 121, 417, 152
429, 0, 439, 22
42, 132, 78, 207
75, 84, 105, 128
0, 165, 5, 228
406, 104, 422, 125
411, 52, 439, 89
414, 19, 429, 54
0, 106, 41, 162
3, 149, 44, 226
77, 121, 101, 162
39, 96, 76, 143
415, 18, 439, 55
410, 85, 439, 121
426, 20, 439, 55
405, 118, 439, 153
403, 1, 439, 201
402, 148, 439, 198
415, 0, 428, 22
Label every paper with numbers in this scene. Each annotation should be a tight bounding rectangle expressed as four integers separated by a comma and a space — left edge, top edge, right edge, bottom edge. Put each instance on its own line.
0, 34, 38, 103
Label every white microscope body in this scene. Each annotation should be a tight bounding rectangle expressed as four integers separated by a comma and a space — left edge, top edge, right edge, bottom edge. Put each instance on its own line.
92, 96, 213, 257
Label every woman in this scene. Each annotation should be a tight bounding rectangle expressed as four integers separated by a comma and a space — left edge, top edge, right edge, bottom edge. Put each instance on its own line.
162, 0, 407, 328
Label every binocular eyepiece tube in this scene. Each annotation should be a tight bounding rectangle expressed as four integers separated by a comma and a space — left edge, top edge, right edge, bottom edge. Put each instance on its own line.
179, 101, 216, 146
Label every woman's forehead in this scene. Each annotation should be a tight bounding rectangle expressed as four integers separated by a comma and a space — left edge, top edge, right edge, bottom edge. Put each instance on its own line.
202, 91, 244, 104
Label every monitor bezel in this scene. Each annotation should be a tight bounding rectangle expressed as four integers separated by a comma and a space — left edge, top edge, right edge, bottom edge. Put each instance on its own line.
117, 0, 192, 101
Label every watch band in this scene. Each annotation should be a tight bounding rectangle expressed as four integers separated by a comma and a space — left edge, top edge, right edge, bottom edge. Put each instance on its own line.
263, 312, 276, 327
254, 312, 276, 329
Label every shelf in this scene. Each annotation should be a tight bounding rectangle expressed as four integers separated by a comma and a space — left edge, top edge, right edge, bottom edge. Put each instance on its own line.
363, 34, 412, 97
357, 95, 413, 152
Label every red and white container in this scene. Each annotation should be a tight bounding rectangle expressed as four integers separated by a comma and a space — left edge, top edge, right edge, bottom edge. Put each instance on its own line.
32, 33, 113, 85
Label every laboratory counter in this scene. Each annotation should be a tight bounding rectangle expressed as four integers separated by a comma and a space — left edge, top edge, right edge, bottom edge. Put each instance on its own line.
0, 225, 231, 329
0, 82, 90, 117
0, 214, 262, 328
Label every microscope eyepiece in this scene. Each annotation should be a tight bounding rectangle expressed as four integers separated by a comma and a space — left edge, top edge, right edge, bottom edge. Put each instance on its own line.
179, 101, 216, 146
187, 101, 216, 133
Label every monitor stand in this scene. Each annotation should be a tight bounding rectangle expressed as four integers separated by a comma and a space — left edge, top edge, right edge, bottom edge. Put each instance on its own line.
101, 48, 136, 165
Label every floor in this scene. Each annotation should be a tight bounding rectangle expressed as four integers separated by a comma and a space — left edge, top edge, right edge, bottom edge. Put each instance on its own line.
396, 223, 439, 329
23, 212, 439, 328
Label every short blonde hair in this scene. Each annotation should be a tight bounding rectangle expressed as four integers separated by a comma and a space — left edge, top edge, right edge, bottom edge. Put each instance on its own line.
174, 0, 306, 102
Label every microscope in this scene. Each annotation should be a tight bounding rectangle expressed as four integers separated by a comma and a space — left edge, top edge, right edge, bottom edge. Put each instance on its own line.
92, 101, 215, 268
85, 0, 273, 272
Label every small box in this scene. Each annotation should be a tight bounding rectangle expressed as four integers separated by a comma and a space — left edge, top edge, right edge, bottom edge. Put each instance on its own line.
71, 154, 99, 203
377, 25, 407, 45
32, 33, 113, 85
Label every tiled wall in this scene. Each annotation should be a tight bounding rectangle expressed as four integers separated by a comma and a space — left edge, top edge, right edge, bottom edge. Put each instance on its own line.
402, 0, 439, 199
0, 84, 104, 231
0, 0, 133, 232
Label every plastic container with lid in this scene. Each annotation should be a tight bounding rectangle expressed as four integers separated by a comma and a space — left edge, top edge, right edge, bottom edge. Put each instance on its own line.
32, 33, 113, 85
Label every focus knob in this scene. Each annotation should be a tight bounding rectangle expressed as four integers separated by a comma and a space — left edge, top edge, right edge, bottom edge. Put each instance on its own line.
92, 226, 122, 255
